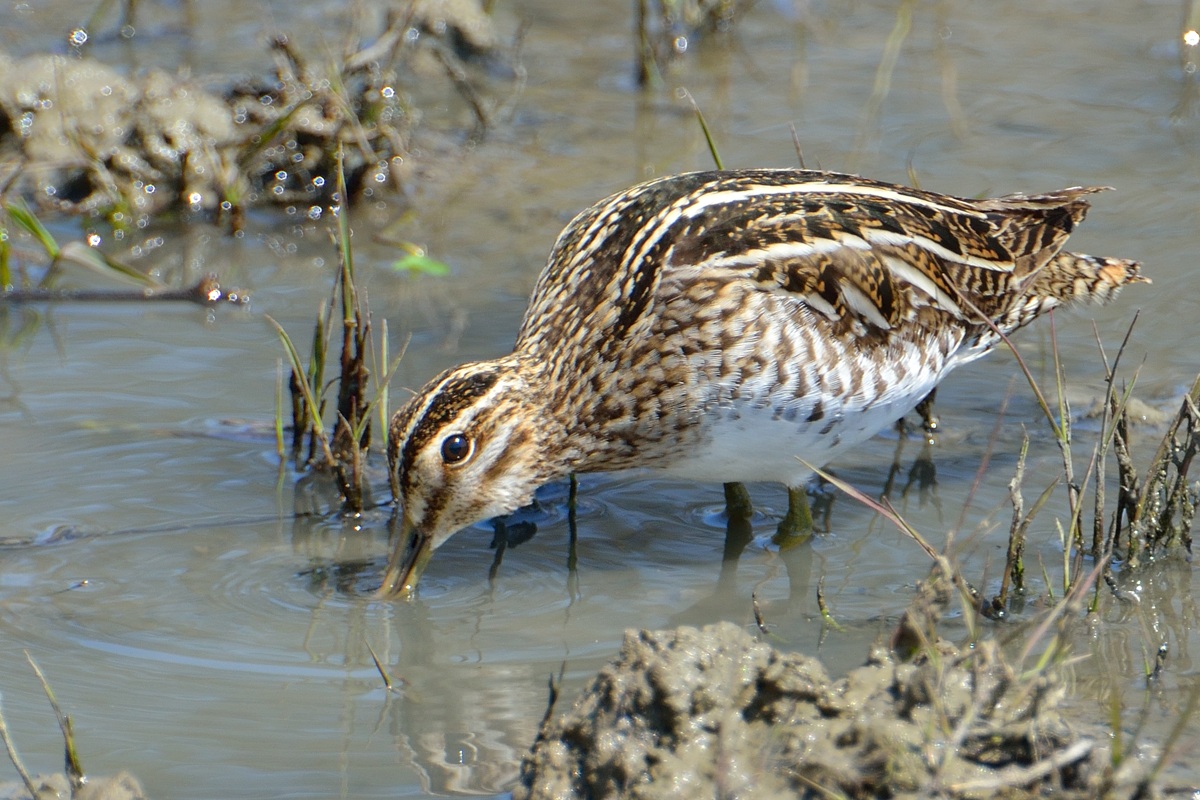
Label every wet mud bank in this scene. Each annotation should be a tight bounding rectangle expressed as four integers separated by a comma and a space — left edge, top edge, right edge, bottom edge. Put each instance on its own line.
0, 0, 509, 230
0, 772, 145, 800
518, 576, 1158, 800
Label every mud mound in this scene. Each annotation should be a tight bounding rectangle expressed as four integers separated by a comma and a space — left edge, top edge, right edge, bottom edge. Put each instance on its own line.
0, 0, 508, 228
517, 615, 1153, 800
0, 772, 145, 800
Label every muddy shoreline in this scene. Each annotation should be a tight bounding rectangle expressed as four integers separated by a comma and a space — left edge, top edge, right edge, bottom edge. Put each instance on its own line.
0, 0, 510, 234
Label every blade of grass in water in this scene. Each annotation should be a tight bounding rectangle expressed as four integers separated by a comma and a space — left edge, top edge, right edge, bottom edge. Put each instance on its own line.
681, 89, 723, 170
267, 314, 336, 467
6, 201, 60, 261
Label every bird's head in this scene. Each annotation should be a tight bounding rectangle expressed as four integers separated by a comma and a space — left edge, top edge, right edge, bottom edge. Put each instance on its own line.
377, 356, 557, 598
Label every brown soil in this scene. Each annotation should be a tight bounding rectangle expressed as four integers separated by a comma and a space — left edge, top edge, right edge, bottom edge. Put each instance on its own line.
517, 574, 1158, 800
0, 771, 145, 800
0, 0, 507, 230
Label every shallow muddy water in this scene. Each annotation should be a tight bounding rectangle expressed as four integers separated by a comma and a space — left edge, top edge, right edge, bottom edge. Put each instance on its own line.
1, 1, 1200, 797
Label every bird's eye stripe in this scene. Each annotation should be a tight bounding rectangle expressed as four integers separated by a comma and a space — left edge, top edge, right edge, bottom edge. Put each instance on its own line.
397, 369, 499, 475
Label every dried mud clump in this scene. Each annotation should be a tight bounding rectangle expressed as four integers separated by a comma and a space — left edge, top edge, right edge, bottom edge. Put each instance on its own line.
0, 771, 146, 800
517, 603, 1154, 799
0, 46, 410, 228
0, 0, 508, 228
0, 51, 233, 220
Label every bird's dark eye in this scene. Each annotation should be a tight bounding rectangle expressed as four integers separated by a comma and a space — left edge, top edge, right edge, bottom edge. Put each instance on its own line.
440, 433, 472, 465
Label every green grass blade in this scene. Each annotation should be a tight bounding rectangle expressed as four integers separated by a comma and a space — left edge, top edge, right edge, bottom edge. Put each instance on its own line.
392, 253, 451, 276
274, 358, 286, 460
0, 225, 10, 287
58, 240, 156, 286
266, 314, 337, 467
681, 89, 723, 170
5, 201, 60, 260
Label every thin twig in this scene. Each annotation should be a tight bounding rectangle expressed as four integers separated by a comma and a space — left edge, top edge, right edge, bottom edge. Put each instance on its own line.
25, 652, 84, 788
429, 43, 492, 136
0, 273, 247, 306
682, 89, 724, 170
788, 122, 806, 169
751, 590, 769, 635
997, 432, 1030, 609
1091, 314, 1140, 560
0, 697, 38, 799
816, 577, 844, 632
364, 639, 401, 692
947, 739, 1094, 793
947, 289, 1060, 438
804, 459, 939, 561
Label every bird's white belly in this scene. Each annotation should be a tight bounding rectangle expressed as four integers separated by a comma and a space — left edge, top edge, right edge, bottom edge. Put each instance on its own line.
656, 387, 934, 488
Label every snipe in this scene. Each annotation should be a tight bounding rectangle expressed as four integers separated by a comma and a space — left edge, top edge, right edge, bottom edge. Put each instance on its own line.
379, 168, 1146, 597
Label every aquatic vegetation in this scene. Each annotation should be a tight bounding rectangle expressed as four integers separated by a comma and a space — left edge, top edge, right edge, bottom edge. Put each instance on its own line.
0, 654, 146, 800
982, 313, 1200, 615
0, 201, 243, 309
269, 151, 405, 516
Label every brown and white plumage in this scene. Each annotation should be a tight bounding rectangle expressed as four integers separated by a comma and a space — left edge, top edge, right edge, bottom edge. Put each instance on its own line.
380, 168, 1146, 597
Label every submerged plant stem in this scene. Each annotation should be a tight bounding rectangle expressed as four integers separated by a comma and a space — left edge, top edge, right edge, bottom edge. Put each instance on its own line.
25, 652, 84, 788
0, 698, 37, 798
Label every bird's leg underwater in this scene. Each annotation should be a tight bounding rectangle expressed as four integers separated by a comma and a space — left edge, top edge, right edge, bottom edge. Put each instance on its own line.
724, 481, 814, 548
567, 474, 580, 583
722, 481, 754, 521
895, 388, 939, 442
774, 485, 815, 547
716, 483, 755, 593
914, 387, 939, 438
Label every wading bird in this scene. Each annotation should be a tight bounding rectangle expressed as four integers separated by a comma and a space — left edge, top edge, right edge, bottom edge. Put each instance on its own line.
379, 168, 1146, 597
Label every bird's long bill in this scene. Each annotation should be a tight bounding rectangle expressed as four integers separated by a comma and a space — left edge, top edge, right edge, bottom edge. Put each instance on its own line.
377, 513, 433, 599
